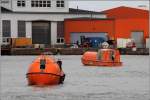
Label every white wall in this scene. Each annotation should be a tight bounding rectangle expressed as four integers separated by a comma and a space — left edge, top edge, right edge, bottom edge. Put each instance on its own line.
12, 0, 69, 12
146, 38, 149, 48
51, 21, 57, 44
26, 21, 32, 38
0, 5, 2, 47
11, 19, 18, 38
1, 13, 106, 21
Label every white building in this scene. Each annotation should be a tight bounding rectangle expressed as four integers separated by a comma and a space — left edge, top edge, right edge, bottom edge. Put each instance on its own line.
1, 0, 106, 46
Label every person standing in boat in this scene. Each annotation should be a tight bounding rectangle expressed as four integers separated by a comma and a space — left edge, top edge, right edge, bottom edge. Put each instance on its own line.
97, 42, 109, 60
56, 59, 66, 84
110, 50, 115, 62
57, 59, 62, 71
40, 58, 46, 73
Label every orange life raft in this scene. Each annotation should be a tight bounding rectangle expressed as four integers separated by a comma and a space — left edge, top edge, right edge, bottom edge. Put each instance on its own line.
26, 55, 65, 86
81, 49, 122, 66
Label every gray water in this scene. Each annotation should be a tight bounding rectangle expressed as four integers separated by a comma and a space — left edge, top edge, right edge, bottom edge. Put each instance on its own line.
0, 55, 149, 100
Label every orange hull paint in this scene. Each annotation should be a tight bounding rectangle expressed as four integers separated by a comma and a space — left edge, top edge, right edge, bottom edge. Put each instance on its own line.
64, 7, 149, 44
27, 73, 61, 85
82, 59, 122, 66
81, 49, 122, 67
26, 55, 65, 86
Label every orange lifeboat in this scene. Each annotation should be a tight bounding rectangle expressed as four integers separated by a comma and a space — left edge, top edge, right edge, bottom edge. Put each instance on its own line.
81, 49, 122, 66
26, 55, 65, 86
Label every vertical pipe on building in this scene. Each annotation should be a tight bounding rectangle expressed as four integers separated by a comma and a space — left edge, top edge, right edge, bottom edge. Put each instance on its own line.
0, 1, 2, 55
147, 5, 150, 48
11, 0, 12, 10
113, 19, 117, 48
90, 12, 93, 31
145, 13, 149, 48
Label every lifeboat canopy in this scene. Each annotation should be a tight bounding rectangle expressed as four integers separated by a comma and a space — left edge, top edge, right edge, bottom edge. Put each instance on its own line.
82, 49, 122, 66
26, 55, 65, 86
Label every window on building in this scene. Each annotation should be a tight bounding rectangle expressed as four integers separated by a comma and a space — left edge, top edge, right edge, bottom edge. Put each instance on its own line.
31, 0, 51, 7
17, 0, 26, 7
56, 0, 64, 7
57, 21, 64, 44
57, 38, 64, 44
61, 38, 64, 43
18, 21, 26, 37
2, 20, 11, 37
2, 38, 10, 44
57, 21, 64, 37
35, 1, 39, 7
47, 1, 51, 7
39, 1, 43, 7
31, 1, 34, 7
43, 1, 46, 7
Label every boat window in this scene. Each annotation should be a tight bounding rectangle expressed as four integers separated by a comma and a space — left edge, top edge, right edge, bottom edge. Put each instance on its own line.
110, 51, 115, 61
40, 59, 46, 69
97, 50, 102, 60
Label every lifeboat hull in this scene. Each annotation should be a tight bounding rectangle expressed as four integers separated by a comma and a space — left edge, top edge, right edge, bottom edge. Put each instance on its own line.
26, 55, 65, 86
82, 59, 122, 66
81, 50, 122, 67
27, 72, 65, 85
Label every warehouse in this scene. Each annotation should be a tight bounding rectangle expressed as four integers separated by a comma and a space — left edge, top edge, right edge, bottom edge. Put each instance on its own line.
1, 1, 149, 48
64, 18, 115, 48
102, 6, 149, 48
64, 6, 149, 48
1, 0, 105, 47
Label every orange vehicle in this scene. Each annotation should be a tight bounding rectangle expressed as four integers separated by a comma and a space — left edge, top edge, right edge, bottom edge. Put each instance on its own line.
81, 49, 122, 66
26, 55, 65, 86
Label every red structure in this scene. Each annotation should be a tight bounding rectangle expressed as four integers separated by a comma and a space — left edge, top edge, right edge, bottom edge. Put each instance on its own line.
64, 6, 149, 48
64, 18, 115, 44
102, 6, 149, 44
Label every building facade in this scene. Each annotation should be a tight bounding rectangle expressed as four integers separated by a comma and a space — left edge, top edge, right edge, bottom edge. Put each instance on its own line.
103, 6, 149, 48
64, 18, 115, 45
1, 0, 106, 46
64, 6, 149, 48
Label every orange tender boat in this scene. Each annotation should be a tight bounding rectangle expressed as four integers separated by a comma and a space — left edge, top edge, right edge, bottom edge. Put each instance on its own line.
26, 55, 65, 86
81, 49, 122, 66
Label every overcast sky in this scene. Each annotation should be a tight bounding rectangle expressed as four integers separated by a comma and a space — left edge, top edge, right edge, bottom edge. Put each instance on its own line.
69, 0, 149, 11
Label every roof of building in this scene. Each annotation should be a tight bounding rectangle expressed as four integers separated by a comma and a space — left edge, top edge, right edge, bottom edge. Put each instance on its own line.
69, 8, 101, 14
1, 6, 12, 12
101, 6, 149, 19
1, 7, 104, 14
64, 17, 114, 21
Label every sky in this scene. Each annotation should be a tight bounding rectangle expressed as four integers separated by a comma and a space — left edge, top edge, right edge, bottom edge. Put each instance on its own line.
69, 0, 149, 11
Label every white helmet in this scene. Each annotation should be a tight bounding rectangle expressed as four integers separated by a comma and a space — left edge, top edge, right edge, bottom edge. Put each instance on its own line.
102, 42, 109, 48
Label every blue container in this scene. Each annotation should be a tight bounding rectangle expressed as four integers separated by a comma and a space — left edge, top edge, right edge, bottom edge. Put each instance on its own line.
86, 37, 106, 48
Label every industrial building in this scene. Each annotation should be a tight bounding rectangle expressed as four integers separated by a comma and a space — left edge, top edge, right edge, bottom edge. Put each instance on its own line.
64, 6, 149, 48
1, 0, 105, 47
1, 0, 149, 48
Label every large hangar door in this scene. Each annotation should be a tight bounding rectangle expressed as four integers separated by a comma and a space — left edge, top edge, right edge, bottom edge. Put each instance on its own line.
71, 32, 108, 44
131, 31, 144, 48
32, 21, 51, 44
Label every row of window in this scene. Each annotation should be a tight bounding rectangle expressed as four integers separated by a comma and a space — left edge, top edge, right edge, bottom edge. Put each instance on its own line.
57, 38, 64, 43
2, 20, 26, 37
31, 0, 51, 7
17, 0, 65, 8
17, 0, 25, 7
